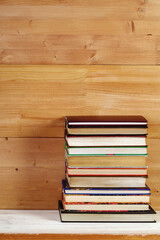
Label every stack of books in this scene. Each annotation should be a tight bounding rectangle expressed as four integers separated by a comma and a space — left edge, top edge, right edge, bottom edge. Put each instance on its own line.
59, 116, 156, 222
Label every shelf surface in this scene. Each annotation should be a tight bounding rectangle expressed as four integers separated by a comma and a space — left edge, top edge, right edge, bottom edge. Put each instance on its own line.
0, 210, 159, 235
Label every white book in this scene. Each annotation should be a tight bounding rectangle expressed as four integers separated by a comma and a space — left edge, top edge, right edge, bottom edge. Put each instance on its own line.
66, 146, 147, 155
66, 136, 146, 147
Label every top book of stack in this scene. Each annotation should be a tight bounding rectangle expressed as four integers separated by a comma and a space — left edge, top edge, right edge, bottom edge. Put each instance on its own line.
65, 116, 148, 135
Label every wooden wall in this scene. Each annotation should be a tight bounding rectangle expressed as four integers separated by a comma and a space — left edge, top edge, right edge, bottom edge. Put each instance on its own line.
0, 65, 160, 210
0, 0, 160, 65
0, 1, 160, 210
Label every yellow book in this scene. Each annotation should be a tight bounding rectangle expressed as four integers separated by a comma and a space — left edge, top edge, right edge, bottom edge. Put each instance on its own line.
66, 151, 147, 167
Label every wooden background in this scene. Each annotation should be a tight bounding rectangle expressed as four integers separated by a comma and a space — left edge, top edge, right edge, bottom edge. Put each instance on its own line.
0, 1, 160, 210
0, 65, 160, 210
0, 0, 160, 65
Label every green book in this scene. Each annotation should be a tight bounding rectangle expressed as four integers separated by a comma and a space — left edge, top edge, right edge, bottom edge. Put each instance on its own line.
65, 142, 148, 156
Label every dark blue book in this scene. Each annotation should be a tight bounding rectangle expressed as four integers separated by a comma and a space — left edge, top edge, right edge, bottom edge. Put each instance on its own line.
62, 179, 150, 196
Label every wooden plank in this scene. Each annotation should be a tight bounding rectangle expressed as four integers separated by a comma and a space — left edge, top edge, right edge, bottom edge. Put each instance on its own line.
0, 19, 133, 35
0, 138, 159, 210
0, 138, 64, 209
0, 0, 159, 64
0, 48, 156, 65
0, 19, 160, 36
0, 1, 160, 21
0, 235, 160, 240
0, 4, 150, 20
0, 0, 152, 5
1, 1, 160, 20
0, 35, 156, 64
0, 65, 160, 138
0, 35, 155, 51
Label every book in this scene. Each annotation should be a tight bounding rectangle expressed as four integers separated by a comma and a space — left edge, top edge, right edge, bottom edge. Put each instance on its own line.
66, 151, 147, 167
59, 201, 156, 222
66, 166, 148, 177
66, 116, 148, 127
66, 174, 147, 188
63, 193, 150, 203
65, 135, 147, 147
66, 145, 148, 155
63, 179, 150, 203
62, 180, 150, 195
67, 127, 147, 135
62, 201, 150, 212
66, 115, 148, 135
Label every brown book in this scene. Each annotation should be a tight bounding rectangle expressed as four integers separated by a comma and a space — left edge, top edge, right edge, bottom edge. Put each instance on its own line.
66, 116, 147, 126
66, 115, 148, 135
67, 127, 147, 135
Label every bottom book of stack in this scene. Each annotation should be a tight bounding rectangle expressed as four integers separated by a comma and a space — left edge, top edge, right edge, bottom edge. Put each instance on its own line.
59, 201, 156, 223
59, 180, 156, 223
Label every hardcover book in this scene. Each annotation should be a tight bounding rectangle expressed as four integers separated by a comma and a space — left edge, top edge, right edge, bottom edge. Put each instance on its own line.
59, 201, 156, 223
65, 116, 148, 127
65, 151, 147, 167
65, 134, 147, 147
62, 180, 150, 195
66, 165, 148, 177
66, 174, 147, 188
65, 144, 148, 155
63, 193, 150, 203
62, 201, 150, 212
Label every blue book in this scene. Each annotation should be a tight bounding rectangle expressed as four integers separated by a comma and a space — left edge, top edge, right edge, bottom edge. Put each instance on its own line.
62, 179, 150, 196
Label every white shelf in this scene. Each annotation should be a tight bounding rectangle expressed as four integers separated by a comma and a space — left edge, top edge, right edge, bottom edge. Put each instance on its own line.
0, 210, 159, 235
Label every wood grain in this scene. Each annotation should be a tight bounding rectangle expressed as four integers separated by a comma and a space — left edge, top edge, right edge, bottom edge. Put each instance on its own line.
0, 234, 160, 240
0, 0, 159, 64
0, 35, 156, 64
0, 138, 64, 209
0, 137, 159, 210
0, 65, 160, 138
0, 0, 160, 215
